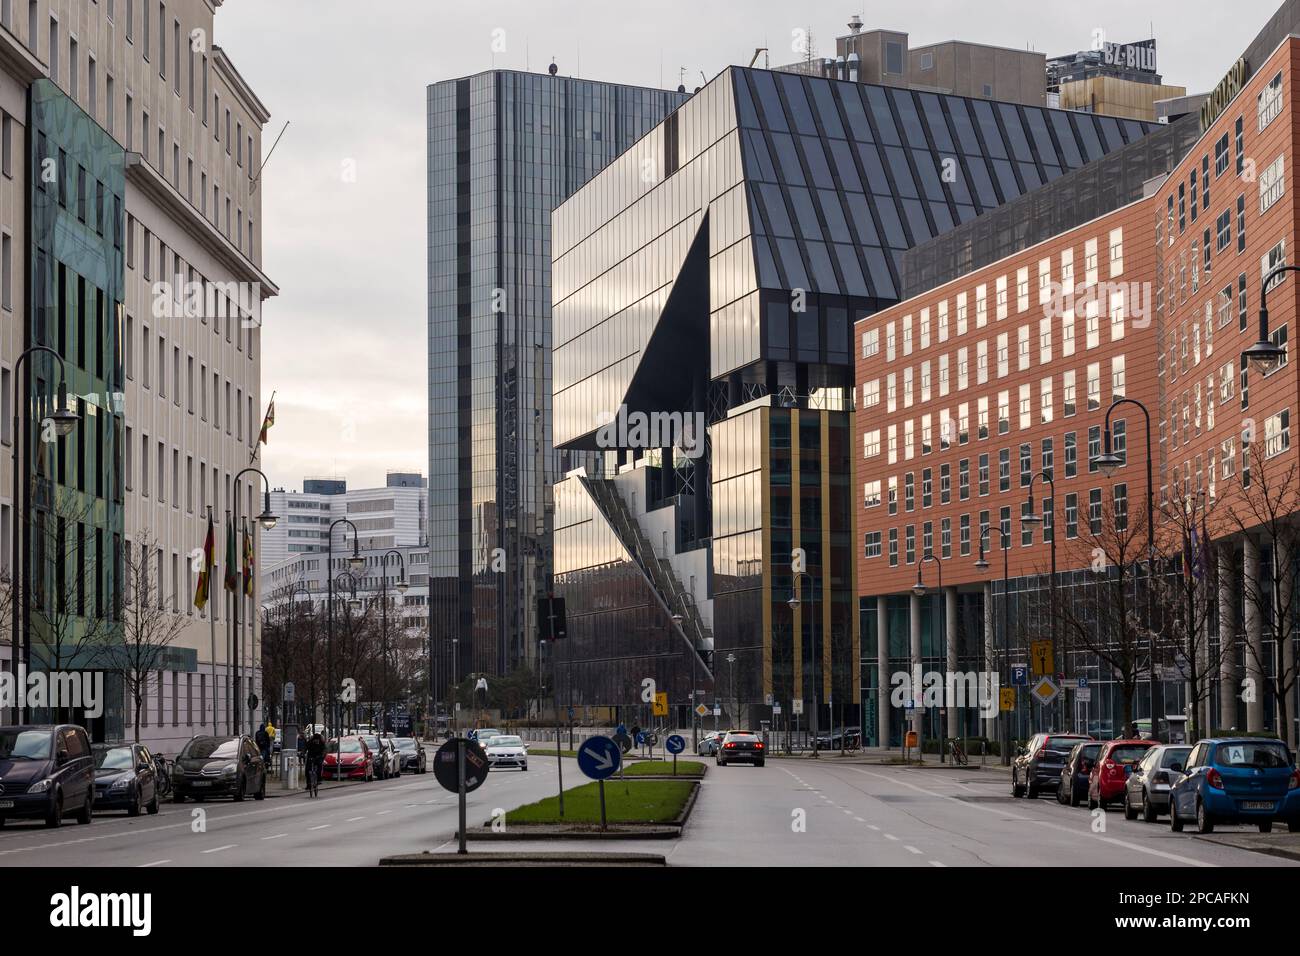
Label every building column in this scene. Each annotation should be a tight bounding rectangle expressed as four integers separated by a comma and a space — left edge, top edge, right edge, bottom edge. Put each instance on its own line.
1277, 536, 1297, 750
1243, 535, 1266, 732
1218, 544, 1238, 732
909, 590, 922, 743
877, 598, 890, 749
945, 586, 959, 742
983, 583, 997, 742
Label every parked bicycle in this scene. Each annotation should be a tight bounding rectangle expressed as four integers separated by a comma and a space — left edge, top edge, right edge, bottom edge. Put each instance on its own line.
153, 755, 173, 797
948, 738, 969, 766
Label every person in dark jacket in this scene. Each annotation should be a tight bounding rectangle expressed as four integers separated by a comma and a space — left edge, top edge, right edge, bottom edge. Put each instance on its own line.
255, 723, 271, 765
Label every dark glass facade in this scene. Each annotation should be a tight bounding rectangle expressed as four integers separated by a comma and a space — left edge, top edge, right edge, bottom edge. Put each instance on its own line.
24, 79, 127, 738
552, 65, 1160, 725
427, 70, 685, 701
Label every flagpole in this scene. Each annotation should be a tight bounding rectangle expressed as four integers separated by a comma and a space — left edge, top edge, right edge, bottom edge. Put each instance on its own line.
226, 509, 234, 736
208, 506, 218, 736
241, 516, 250, 735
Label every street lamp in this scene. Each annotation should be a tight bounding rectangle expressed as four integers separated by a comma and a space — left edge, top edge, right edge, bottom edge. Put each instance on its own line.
326, 518, 361, 737
913, 553, 945, 762
231, 467, 278, 734
1242, 264, 1298, 376
11, 346, 79, 721
788, 570, 818, 751
1093, 397, 1160, 741
379, 549, 407, 734
1020, 470, 1061, 730
977, 526, 1013, 765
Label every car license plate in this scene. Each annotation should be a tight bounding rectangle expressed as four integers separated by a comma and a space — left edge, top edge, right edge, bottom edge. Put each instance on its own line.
192, 780, 212, 787
0, 800, 13, 809
1243, 801, 1274, 810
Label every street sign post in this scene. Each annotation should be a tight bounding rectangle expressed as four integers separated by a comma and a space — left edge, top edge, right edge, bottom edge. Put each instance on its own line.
1011, 666, 1029, 686
652, 692, 669, 718
999, 688, 1016, 712
1030, 640, 1054, 677
694, 703, 709, 718
577, 735, 622, 830
665, 734, 685, 776
434, 737, 489, 855
1031, 676, 1060, 706
613, 731, 632, 754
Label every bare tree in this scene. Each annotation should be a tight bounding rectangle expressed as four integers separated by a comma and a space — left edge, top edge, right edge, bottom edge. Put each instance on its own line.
1227, 440, 1300, 749
98, 532, 188, 742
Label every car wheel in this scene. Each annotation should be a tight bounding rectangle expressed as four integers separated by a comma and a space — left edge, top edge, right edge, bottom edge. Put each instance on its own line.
254, 775, 267, 801
1026, 781, 1038, 799
1056, 780, 1067, 805
147, 792, 159, 815
1141, 792, 1158, 823
233, 777, 246, 802
756, 760, 765, 768
1088, 791, 1097, 811
0, 816, 6, 829
1123, 791, 1138, 820
1069, 784, 1082, 808
76, 792, 93, 826
45, 792, 63, 828
1258, 821, 1272, 833
172, 793, 186, 804
1196, 799, 1214, 834
128, 789, 143, 817
1011, 772, 1025, 798
1170, 803, 1185, 831
1288, 819, 1300, 833
522, 763, 529, 771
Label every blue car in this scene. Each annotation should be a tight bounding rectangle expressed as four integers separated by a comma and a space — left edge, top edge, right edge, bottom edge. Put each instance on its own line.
1169, 737, 1300, 834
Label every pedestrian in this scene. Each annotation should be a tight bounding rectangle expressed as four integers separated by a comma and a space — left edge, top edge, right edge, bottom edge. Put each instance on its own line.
296, 731, 307, 766
255, 722, 271, 765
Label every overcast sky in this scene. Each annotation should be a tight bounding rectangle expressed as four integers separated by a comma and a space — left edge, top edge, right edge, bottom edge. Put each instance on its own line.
215, 0, 1282, 492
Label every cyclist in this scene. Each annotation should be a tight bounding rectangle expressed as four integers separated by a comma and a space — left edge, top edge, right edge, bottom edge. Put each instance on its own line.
305, 731, 326, 795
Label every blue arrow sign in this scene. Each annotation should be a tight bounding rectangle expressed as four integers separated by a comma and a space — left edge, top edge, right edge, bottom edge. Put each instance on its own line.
635, 732, 646, 746
577, 735, 622, 781
665, 734, 686, 755
1011, 666, 1029, 687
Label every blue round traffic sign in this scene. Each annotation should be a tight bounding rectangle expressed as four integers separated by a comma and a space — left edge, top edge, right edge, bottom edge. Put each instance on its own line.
577, 735, 622, 780
635, 731, 646, 746
665, 734, 686, 755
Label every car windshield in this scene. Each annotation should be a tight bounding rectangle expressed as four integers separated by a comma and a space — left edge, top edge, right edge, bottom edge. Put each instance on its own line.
361, 736, 380, 749
1161, 747, 1192, 768
0, 729, 53, 759
491, 736, 523, 747
1109, 745, 1152, 765
332, 738, 364, 754
726, 734, 758, 742
1078, 744, 1103, 759
1045, 736, 1090, 753
94, 747, 135, 770
475, 730, 500, 739
1217, 742, 1290, 769
394, 738, 417, 751
182, 737, 239, 760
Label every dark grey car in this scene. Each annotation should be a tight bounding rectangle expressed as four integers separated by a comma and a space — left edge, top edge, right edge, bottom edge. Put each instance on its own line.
1013, 733, 1093, 798
0, 724, 95, 828
1123, 744, 1191, 821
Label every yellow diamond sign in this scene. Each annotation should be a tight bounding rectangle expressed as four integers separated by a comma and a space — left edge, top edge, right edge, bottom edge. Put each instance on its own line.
1030, 676, 1060, 706
695, 704, 709, 718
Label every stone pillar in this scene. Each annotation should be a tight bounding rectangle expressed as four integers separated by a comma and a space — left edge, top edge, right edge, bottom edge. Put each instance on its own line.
877, 598, 891, 749
909, 591, 923, 743
983, 583, 997, 741
1243, 535, 1266, 732
1277, 537, 1297, 750
1218, 544, 1238, 732
946, 586, 960, 742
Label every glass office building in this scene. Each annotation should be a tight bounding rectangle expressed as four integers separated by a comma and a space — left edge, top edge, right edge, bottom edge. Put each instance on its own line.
551, 65, 1158, 728
426, 70, 686, 701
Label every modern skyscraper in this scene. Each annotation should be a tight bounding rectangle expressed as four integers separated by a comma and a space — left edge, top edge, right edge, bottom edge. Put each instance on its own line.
426, 69, 686, 701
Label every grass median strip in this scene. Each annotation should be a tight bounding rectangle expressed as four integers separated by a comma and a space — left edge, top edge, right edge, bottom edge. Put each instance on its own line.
526, 749, 578, 758
503, 780, 695, 825
619, 760, 705, 777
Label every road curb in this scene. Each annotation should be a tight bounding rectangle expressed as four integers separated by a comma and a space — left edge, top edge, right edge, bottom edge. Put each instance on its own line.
1193, 833, 1300, 862
379, 851, 667, 866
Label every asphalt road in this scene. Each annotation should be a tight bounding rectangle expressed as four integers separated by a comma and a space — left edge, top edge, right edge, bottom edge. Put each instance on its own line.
454, 757, 1300, 867
0, 753, 581, 867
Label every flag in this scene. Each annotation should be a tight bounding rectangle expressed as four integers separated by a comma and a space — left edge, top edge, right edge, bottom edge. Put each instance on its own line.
193, 515, 215, 610
257, 395, 275, 445
242, 524, 255, 597
224, 517, 239, 592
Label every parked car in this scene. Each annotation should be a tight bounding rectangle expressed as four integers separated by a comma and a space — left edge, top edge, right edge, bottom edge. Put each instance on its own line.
1122, 744, 1191, 821
1056, 741, 1104, 806
485, 735, 529, 771
1088, 739, 1155, 810
717, 731, 765, 767
362, 735, 398, 779
696, 731, 726, 756
1012, 733, 1093, 799
93, 743, 159, 817
391, 737, 426, 774
171, 734, 267, 802
1133, 716, 1191, 744
1170, 737, 1300, 834
322, 735, 373, 781
813, 729, 862, 751
0, 724, 95, 828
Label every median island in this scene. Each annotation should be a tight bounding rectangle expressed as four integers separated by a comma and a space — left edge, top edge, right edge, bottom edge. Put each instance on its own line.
503, 779, 696, 826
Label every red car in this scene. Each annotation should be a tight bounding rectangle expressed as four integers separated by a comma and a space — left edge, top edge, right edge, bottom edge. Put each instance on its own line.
322, 736, 374, 781
1088, 739, 1155, 810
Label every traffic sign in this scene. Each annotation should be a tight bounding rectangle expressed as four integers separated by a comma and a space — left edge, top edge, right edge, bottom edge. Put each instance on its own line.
1030, 676, 1060, 705
283, 682, 295, 704
652, 692, 669, 717
577, 736, 622, 780
1076, 687, 1093, 702
792, 699, 804, 715
612, 731, 632, 754
665, 734, 686, 755
694, 703, 709, 718
1077, 677, 1089, 688
247, 693, 259, 711
1061, 678, 1078, 689
999, 688, 1016, 712
1030, 640, 1054, 676
1011, 665, 1029, 686
772, 704, 782, 715
433, 737, 489, 794
635, 731, 646, 746
764, 693, 774, 707
712, 706, 721, 717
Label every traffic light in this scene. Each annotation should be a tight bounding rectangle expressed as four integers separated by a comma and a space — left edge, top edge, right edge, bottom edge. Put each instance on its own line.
537, 595, 567, 641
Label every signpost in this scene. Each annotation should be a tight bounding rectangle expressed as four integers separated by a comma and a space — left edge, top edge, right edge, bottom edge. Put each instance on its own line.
999, 688, 1016, 712
577, 735, 622, 831
1011, 665, 1029, 687
434, 737, 489, 855
1030, 676, 1060, 706
665, 734, 685, 776
1030, 640, 1054, 677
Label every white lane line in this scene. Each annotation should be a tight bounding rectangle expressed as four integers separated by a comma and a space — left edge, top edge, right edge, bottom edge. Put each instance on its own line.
867, 824, 881, 831
904, 845, 923, 855
309, 824, 331, 831
844, 767, 1218, 868
346, 816, 367, 822
261, 833, 288, 841
929, 860, 946, 868
376, 810, 393, 816
853, 816, 865, 823
138, 859, 170, 867
884, 833, 899, 841
201, 844, 237, 854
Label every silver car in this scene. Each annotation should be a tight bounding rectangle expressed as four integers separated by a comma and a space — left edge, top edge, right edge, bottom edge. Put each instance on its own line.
485, 734, 528, 771
696, 731, 726, 756
1123, 744, 1192, 821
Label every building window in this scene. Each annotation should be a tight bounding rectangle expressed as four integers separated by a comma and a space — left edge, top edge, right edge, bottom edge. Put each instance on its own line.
1064, 432, 1077, 478
1265, 409, 1291, 458
864, 531, 882, 558
1065, 493, 1078, 539
978, 454, 989, 496
1260, 155, 1285, 214
1258, 71, 1284, 131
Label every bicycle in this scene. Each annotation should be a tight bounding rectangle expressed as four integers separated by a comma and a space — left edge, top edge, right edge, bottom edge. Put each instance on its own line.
153, 756, 173, 798
948, 738, 969, 766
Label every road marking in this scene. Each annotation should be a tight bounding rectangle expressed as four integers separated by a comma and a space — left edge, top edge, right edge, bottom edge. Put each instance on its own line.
309, 824, 331, 830
905, 845, 923, 855
843, 767, 1219, 868
853, 816, 865, 823
376, 810, 393, 816
884, 833, 899, 841
138, 859, 170, 867
262, 833, 288, 841
929, 860, 946, 867
202, 844, 237, 854
867, 824, 880, 831
346, 816, 367, 822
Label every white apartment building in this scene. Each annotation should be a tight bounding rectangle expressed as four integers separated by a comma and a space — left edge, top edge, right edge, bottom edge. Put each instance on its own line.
0, 0, 276, 755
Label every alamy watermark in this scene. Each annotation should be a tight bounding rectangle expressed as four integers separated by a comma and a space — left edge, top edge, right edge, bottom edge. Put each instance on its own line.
150, 276, 262, 328
0, 666, 104, 719
593, 404, 707, 459
890, 666, 1000, 718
